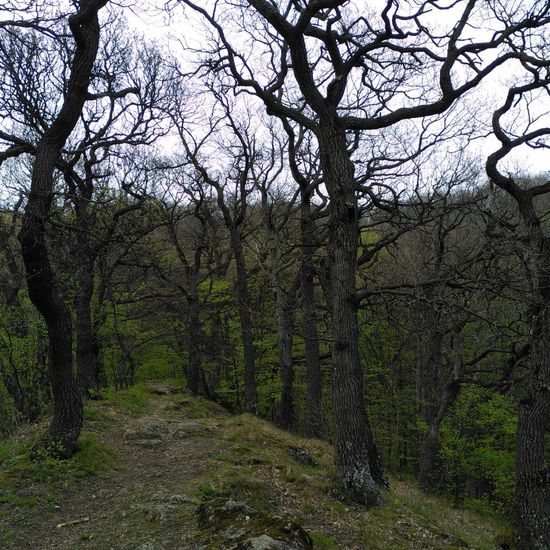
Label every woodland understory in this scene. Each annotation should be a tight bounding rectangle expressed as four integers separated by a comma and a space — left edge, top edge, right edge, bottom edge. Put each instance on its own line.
1, 1, 550, 548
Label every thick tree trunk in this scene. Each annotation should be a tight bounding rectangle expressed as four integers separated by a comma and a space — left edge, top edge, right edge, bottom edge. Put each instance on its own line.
300, 191, 323, 437
514, 303, 550, 550
318, 120, 387, 506
511, 198, 550, 548
18, 1, 106, 457
73, 188, 103, 396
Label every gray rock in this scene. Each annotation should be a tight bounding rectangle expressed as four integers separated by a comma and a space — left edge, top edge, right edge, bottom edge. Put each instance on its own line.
240, 534, 288, 549
161, 494, 193, 505
135, 493, 194, 523
149, 385, 188, 395
222, 500, 255, 515
287, 447, 318, 467
125, 424, 163, 441
221, 525, 249, 541
144, 504, 170, 522
196, 498, 312, 549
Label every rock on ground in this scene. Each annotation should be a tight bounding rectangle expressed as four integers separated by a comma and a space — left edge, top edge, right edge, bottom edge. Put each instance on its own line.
196, 499, 313, 550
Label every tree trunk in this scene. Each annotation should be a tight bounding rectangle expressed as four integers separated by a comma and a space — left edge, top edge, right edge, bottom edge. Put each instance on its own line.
276, 275, 299, 430
75, 253, 100, 396
262, 207, 299, 429
511, 197, 550, 548
186, 276, 202, 395
229, 226, 258, 413
18, 1, 107, 457
420, 328, 443, 423
300, 190, 323, 437
206, 308, 223, 396
419, 324, 464, 492
73, 182, 104, 396
418, 378, 461, 492
514, 303, 550, 550
318, 120, 387, 506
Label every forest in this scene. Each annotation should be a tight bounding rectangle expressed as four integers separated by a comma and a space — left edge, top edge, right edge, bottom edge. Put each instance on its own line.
0, 1, 549, 549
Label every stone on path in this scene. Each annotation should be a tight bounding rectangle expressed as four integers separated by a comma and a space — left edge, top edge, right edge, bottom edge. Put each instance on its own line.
196, 498, 313, 549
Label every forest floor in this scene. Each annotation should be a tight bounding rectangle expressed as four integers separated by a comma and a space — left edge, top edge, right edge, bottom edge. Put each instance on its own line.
0, 382, 509, 549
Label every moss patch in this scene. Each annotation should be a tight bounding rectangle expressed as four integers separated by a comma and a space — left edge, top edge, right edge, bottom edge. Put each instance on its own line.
196, 498, 313, 549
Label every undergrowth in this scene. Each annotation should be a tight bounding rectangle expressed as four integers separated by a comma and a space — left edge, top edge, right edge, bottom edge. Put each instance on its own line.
98, 385, 153, 414
0, 383, 510, 549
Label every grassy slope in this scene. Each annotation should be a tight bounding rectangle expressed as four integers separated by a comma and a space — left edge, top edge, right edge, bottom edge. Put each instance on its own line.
0, 383, 508, 549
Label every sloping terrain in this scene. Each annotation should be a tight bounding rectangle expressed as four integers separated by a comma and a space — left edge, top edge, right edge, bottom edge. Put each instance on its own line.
0, 384, 507, 549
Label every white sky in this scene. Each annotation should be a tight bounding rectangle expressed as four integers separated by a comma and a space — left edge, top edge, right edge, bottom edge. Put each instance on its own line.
123, 0, 549, 180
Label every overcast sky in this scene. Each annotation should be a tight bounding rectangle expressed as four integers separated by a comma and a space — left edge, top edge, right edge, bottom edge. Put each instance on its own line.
122, 1, 549, 181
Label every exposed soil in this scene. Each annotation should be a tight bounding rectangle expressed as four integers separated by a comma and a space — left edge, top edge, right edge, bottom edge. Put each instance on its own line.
1, 388, 225, 549
0, 385, 505, 550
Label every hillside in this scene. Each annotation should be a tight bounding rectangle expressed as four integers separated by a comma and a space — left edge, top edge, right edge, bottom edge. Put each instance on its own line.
0, 384, 508, 549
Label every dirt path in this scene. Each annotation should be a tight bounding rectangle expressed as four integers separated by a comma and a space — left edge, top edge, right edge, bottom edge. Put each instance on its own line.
3, 389, 225, 549
1, 387, 506, 550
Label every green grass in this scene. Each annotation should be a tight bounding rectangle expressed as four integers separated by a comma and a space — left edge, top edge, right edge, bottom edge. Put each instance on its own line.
310, 532, 339, 549
198, 484, 221, 499
0, 431, 116, 509
0, 492, 38, 507
99, 385, 153, 414
355, 482, 506, 550
191, 413, 507, 550
71, 434, 117, 477
166, 393, 229, 419
84, 406, 113, 424
0, 385, 510, 549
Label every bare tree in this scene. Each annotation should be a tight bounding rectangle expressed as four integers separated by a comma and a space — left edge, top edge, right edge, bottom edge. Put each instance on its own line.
175, 0, 550, 505
251, 124, 302, 429
282, 120, 326, 437
151, 169, 215, 395
1, 5, 170, 402
485, 38, 550, 548
15, 0, 109, 456
169, 85, 262, 412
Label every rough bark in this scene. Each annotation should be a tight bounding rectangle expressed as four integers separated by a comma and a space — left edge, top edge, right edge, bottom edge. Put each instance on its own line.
72, 181, 104, 396
515, 289, 550, 549
74, 236, 102, 396
513, 198, 550, 549
18, 0, 107, 457
74, 267, 99, 394
318, 119, 388, 506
